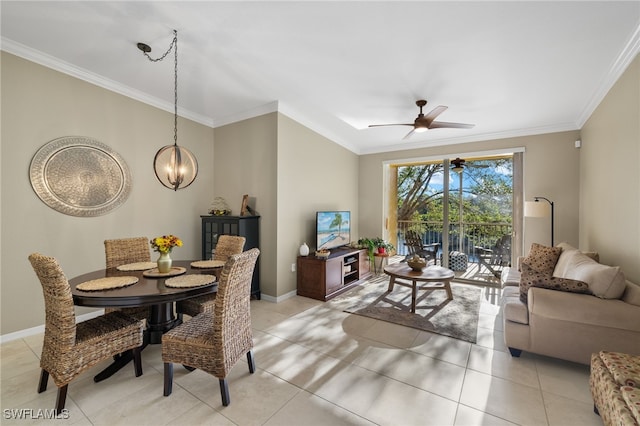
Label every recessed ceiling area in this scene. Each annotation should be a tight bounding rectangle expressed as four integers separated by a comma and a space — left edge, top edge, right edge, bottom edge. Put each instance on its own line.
1, 1, 638, 154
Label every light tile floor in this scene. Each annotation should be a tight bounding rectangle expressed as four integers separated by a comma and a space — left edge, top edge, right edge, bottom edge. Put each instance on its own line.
0, 285, 603, 425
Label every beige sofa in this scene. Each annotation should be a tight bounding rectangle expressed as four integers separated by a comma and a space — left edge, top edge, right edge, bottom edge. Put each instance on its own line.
501, 243, 640, 365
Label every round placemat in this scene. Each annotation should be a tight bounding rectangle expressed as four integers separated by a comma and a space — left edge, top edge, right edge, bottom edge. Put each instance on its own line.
190, 260, 225, 269
117, 262, 157, 271
165, 274, 216, 288
143, 267, 186, 278
77, 276, 138, 291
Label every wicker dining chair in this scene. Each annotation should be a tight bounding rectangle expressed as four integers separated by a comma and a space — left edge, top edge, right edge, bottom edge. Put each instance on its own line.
29, 253, 144, 415
176, 235, 246, 319
104, 237, 152, 322
162, 248, 260, 406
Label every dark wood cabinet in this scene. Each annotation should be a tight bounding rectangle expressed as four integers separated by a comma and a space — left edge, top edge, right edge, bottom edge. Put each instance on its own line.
297, 248, 372, 301
201, 215, 260, 299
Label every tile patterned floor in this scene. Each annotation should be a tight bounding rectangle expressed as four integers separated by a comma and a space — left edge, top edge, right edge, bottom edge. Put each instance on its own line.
0, 284, 603, 425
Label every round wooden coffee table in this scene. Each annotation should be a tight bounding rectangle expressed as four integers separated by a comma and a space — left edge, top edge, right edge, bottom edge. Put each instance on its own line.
383, 264, 455, 313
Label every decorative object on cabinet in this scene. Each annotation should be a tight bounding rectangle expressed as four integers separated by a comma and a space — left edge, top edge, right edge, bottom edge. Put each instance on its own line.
201, 215, 260, 299
297, 247, 372, 301
299, 242, 310, 256
137, 30, 198, 190
209, 197, 231, 215
29, 136, 131, 217
240, 194, 249, 216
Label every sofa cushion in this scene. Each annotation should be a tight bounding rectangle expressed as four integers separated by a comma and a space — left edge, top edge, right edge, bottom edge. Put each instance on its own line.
560, 250, 627, 299
501, 266, 520, 287
525, 243, 562, 275
528, 288, 640, 332
623, 282, 640, 307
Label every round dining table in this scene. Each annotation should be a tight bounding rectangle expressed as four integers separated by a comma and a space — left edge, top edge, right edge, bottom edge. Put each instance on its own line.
69, 260, 218, 381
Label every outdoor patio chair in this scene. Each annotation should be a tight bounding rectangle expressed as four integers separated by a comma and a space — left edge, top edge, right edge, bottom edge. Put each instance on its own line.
475, 234, 512, 278
404, 230, 439, 263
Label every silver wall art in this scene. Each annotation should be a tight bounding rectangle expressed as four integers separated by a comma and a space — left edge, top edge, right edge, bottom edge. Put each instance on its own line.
29, 136, 131, 217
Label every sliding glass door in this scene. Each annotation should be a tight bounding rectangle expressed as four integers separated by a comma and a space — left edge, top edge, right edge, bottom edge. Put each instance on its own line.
392, 154, 518, 285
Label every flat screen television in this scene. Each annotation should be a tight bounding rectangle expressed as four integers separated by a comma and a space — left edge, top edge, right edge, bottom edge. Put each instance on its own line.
316, 211, 351, 250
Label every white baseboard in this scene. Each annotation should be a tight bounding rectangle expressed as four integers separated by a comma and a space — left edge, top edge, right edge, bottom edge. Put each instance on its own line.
0, 310, 104, 344
257, 289, 297, 303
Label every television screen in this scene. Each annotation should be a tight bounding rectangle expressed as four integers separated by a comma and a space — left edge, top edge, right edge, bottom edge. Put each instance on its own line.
316, 211, 351, 250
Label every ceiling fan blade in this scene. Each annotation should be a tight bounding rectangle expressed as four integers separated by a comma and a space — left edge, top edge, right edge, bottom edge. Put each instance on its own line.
429, 121, 475, 129
402, 129, 416, 140
424, 105, 448, 123
368, 123, 414, 128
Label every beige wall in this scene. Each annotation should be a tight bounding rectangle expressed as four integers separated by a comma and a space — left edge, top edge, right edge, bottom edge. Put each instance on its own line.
276, 114, 360, 297
1, 52, 215, 335
580, 54, 639, 283
212, 112, 360, 299
212, 113, 278, 297
358, 131, 582, 256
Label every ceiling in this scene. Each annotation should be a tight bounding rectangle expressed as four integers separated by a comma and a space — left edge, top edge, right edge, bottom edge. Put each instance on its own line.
2, 1, 639, 155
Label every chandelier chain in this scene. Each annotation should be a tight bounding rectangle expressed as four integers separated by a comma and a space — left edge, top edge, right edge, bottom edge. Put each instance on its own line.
141, 30, 178, 146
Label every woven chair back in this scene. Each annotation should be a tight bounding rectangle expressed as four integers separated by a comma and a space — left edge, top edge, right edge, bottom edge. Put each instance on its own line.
214, 248, 259, 375
28, 253, 76, 352
104, 237, 151, 269
213, 235, 246, 262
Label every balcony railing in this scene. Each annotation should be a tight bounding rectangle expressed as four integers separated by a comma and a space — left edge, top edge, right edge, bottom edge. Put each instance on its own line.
396, 220, 512, 283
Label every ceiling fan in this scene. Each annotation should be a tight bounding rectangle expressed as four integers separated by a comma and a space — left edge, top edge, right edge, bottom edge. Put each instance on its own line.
451, 158, 467, 172
451, 157, 490, 172
368, 100, 474, 140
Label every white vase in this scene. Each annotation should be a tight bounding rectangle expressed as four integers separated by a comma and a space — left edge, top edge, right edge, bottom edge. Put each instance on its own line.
299, 242, 310, 256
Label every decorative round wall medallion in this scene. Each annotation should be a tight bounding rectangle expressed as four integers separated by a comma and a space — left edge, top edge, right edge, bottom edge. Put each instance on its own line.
29, 136, 132, 217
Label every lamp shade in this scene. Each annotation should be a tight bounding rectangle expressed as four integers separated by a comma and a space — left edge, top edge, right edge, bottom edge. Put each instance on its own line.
153, 144, 198, 190
524, 201, 550, 218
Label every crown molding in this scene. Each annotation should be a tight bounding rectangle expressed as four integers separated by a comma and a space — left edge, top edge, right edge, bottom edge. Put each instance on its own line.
576, 22, 640, 127
1, 37, 214, 127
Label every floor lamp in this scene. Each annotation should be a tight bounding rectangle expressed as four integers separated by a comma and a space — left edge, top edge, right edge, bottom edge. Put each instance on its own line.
524, 197, 555, 246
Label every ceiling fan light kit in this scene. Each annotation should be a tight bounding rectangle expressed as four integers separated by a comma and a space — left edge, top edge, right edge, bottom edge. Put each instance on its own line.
369, 99, 474, 140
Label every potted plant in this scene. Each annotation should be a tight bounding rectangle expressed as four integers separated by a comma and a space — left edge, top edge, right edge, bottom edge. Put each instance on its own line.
372, 237, 395, 255
357, 237, 376, 263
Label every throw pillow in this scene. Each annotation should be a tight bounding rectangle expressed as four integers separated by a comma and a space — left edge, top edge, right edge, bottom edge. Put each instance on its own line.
524, 243, 562, 275
530, 275, 590, 295
519, 261, 548, 303
623, 282, 640, 307
519, 262, 590, 303
566, 260, 627, 299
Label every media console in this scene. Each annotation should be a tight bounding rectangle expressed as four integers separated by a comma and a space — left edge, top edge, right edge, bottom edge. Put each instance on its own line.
297, 247, 372, 301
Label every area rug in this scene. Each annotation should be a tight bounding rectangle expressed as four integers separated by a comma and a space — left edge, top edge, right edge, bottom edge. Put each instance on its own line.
328, 275, 482, 343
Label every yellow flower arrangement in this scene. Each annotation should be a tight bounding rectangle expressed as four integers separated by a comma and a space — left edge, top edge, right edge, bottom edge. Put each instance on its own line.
150, 235, 183, 254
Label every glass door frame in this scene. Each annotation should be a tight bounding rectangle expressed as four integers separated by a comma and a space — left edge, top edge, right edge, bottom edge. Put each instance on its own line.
382, 148, 524, 281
